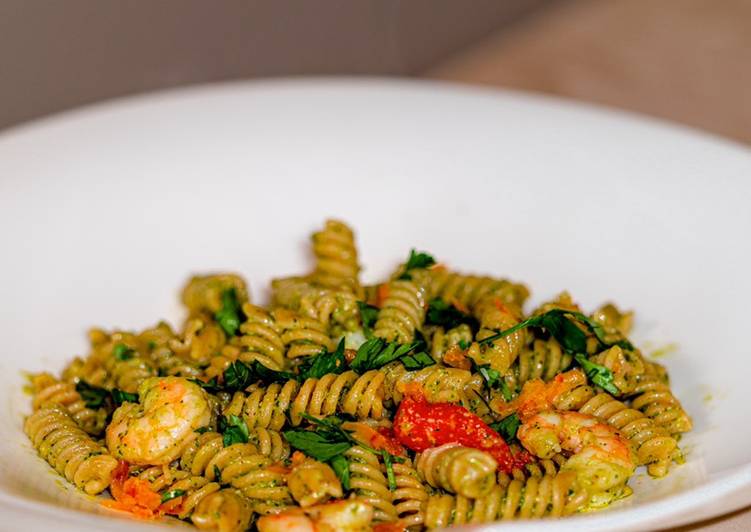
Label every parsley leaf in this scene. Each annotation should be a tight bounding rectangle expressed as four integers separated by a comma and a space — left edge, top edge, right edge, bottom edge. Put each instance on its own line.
194, 426, 211, 434
218, 414, 249, 447
161, 489, 186, 503
189, 376, 222, 393
75, 381, 110, 409
399, 351, 435, 370
490, 413, 521, 442
479, 309, 632, 354
215, 288, 245, 337
425, 298, 479, 331
283, 429, 352, 462
111, 389, 138, 406
224, 360, 253, 392
298, 339, 347, 380
397, 249, 436, 280
476, 365, 513, 401
112, 343, 135, 361
350, 338, 433, 373
357, 301, 380, 338
382, 450, 397, 491
329, 454, 351, 491
574, 354, 618, 395
75, 381, 137, 409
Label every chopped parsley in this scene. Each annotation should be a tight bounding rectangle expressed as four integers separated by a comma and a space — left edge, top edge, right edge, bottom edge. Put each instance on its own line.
112, 343, 135, 361
490, 413, 521, 442
218, 414, 249, 447
161, 489, 186, 503
215, 288, 245, 337
357, 301, 380, 338
397, 249, 436, 280
425, 298, 479, 332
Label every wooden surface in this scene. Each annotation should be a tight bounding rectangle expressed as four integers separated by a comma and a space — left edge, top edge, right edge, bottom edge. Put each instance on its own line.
428, 0, 751, 528
427, 0, 751, 145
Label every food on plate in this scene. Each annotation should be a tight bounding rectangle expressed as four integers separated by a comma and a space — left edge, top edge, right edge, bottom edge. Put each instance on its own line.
24, 219, 691, 530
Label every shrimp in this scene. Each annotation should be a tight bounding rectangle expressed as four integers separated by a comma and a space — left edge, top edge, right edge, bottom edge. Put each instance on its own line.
257, 500, 373, 532
517, 410, 636, 494
106, 376, 211, 465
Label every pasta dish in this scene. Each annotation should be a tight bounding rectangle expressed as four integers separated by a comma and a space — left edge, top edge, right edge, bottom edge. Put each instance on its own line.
24, 219, 692, 531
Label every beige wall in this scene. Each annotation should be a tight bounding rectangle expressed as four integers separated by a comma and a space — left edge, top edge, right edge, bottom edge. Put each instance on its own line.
0, 0, 551, 130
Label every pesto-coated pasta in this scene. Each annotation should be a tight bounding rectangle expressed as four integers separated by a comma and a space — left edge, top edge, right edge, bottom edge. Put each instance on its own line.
30, 373, 107, 435
310, 219, 362, 295
23, 219, 693, 531
416, 443, 497, 498
423, 472, 589, 527
224, 370, 385, 430
190, 489, 253, 532
374, 269, 431, 343
346, 445, 397, 522
25, 406, 118, 495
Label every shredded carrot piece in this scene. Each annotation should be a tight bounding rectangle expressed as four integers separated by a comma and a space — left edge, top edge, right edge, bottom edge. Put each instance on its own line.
373, 521, 409, 532
449, 297, 469, 314
376, 283, 390, 307
443, 345, 472, 370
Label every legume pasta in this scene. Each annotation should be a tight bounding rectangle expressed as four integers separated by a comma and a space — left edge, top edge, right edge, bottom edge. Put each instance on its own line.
23, 219, 691, 531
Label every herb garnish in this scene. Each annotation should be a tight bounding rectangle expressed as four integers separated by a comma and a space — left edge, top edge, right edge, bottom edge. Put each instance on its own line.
215, 288, 245, 337
477, 309, 632, 394
161, 489, 186, 504
357, 301, 380, 338
218, 414, 249, 447
425, 298, 479, 332
75, 380, 137, 409
112, 343, 135, 361
476, 364, 513, 401
490, 413, 521, 442
283, 414, 402, 492
397, 249, 436, 280
350, 337, 434, 373
298, 339, 348, 380
574, 354, 618, 395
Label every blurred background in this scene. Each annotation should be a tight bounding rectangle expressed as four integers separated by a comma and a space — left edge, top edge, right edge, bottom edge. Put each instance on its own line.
1, 0, 749, 144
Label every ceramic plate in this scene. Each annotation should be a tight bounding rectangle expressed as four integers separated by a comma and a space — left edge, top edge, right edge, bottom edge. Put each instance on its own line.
1, 79, 750, 531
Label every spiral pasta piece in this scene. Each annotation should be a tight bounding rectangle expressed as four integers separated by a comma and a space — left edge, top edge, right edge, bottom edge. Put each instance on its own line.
271, 277, 360, 334
392, 458, 428, 528
249, 428, 291, 462
374, 269, 431, 343
170, 318, 227, 367
136, 465, 222, 519
272, 308, 333, 360
181, 273, 250, 316
382, 362, 484, 407
631, 375, 693, 435
578, 392, 679, 477
430, 324, 474, 364
24, 406, 118, 495
310, 219, 362, 295
423, 472, 588, 527
287, 458, 343, 507
416, 443, 497, 498
29, 373, 106, 435
429, 270, 530, 312
224, 370, 385, 430
226, 455, 293, 515
346, 445, 396, 522
236, 303, 286, 371
467, 297, 526, 374
506, 338, 573, 393
190, 489, 254, 532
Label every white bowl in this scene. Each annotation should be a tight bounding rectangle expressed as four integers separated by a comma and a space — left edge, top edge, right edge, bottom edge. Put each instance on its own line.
1, 79, 750, 531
